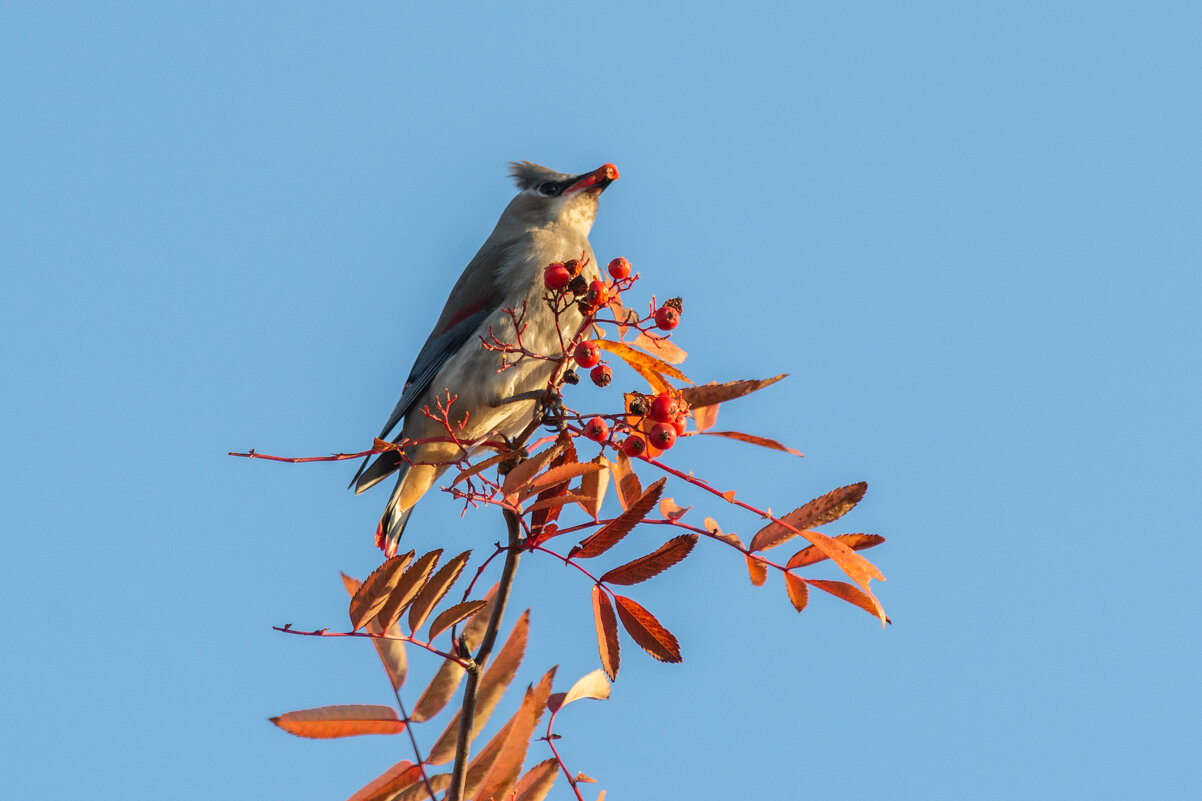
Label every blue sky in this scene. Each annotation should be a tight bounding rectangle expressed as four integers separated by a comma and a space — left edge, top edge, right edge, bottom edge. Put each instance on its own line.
3, 2, 1199, 799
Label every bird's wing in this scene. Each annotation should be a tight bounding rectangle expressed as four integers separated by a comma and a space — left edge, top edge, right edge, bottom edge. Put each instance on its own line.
376, 292, 501, 439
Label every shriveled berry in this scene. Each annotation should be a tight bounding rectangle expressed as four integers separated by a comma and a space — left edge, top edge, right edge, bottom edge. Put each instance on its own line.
590, 364, 612, 387
649, 423, 677, 450
654, 305, 680, 330
628, 396, 648, 416
562, 368, 580, 385
564, 258, 582, 277
622, 434, 648, 458
649, 393, 678, 423
583, 417, 609, 442
573, 341, 601, 368
544, 262, 571, 290
607, 257, 632, 280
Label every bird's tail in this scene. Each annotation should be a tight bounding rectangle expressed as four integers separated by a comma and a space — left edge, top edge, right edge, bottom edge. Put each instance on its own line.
375, 462, 415, 557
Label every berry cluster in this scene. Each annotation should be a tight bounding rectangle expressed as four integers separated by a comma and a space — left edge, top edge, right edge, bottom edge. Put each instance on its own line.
541, 256, 688, 462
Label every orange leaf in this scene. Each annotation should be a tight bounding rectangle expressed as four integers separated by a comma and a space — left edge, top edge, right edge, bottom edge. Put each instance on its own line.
502, 443, 565, 498
376, 549, 442, 630
594, 339, 692, 384
592, 585, 620, 680
745, 554, 767, 586
784, 572, 809, 612
629, 331, 687, 364
270, 705, 404, 739
513, 759, 559, 801
807, 579, 890, 623
452, 451, 509, 486
577, 455, 610, 519
679, 374, 787, 408
471, 667, 557, 801
700, 430, 802, 457
349, 551, 414, 631
572, 477, 667, 559
547, 668, 611, 713
407, 550, 471, 633
346, 761, 423, 801
524, 460, 605, 498
528, 443, 576, 539
613, 595, 681, 663
703, 517, 743, 548
525, 493, 593, 515
426, 599, 489, 641
600, 534, 697, 586
692, 403, 719, 432
786, 534, 886, 570
750, 483, 868, 552
411, 586, 496, 722
658, 497, 691, 521
610, 452, 643, 511
393, 774, 451, 801
427, 610, 530, 766
341, 572, 408, 690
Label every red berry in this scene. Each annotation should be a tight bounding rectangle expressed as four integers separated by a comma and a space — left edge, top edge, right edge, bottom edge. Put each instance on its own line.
544, 262, 571, 290
607, 257, 632, 280
584, 280, 609, 309
590, 364, 612, 387
622, 434, 648, 458
573, 341, 601, 368
654, 305, 680, 330
672, 415, 687, 435
583, 417, 609, 442
649, 423, 677, 450
649, 393, 678, 423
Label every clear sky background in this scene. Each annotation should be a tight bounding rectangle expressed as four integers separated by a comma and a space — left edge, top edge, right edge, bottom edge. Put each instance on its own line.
3, 2, 1199, 799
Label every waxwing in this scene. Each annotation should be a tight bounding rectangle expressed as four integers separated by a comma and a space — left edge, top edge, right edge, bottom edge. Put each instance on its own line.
353, 161, 620, 555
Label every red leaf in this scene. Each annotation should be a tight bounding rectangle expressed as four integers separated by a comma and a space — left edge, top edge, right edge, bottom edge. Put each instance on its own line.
786, 534, 886, 569
784, 572, 809, 612
750, 483, 868, 552
592, 585, 620, 680
679, 374, 787, 408
346, 761, 424, 801
572, 478, 666, 559
502, 443, 565, 497
411, 586, 496, 722
407, 550, 471, 633
600, 534, 697, 586
426, 599, 488, 641
610, 451, 643, 511
807, 579, 891, 623
613, 595, 681, 663
349, 552, 414, 631
376, 549, 442, 630
699, 430, 802, 457
341, 572, 408, 690
270, 705, 404, 739
471, 667, 557, 801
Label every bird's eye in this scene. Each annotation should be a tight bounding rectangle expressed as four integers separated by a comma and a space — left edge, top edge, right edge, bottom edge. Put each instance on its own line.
538, 182, 559, 196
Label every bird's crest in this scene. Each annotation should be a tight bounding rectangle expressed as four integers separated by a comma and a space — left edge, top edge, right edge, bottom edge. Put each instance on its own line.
508, 161, 570, 190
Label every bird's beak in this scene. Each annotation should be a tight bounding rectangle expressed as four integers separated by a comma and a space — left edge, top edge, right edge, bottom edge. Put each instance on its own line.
563, 163, 620, 195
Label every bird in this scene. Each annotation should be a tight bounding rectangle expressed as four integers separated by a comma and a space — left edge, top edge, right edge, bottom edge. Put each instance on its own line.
353, 161, 620, 555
